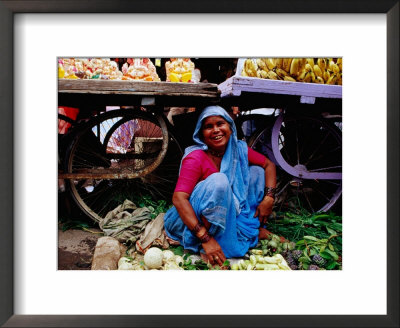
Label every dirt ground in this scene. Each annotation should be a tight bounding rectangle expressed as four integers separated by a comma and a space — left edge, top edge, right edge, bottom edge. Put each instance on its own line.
58, 226, 103, 270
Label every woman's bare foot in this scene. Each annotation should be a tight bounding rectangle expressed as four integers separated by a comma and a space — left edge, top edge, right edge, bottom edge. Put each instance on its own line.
258, 228, 288, 243
164, 231, 181, 246
258, 227, 272, 240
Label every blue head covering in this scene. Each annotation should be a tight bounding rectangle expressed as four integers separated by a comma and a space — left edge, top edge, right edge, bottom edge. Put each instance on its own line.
164, 105, 262, 257
182, 105, 250, 211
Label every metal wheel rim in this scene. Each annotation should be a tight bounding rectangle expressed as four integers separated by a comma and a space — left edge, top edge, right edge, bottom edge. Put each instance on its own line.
65, 109, 170, 222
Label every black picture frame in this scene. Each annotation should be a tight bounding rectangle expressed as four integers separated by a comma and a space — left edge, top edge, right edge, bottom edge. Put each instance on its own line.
1, 1, 398, 327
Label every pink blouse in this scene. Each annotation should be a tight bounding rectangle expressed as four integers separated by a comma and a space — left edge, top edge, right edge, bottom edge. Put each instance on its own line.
175, 147, 266, 194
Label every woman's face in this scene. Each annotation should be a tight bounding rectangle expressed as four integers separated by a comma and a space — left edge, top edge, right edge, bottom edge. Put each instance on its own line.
201, 116, 232, 151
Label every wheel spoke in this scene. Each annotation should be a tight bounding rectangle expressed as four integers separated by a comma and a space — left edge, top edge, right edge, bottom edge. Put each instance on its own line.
65, 109, 174, 222
276, 180, 291, 197
277, 133, 290, 161
310, 181, 331, 201
251, 115, 342, 214
308, 165, 342, 172
302, 187, 315, 213
324, 180, 341, 186
304, 130, 332, 166
295, 119, 300, 165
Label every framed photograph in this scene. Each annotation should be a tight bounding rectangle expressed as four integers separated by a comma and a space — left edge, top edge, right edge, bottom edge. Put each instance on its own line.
1, 1, 398, 327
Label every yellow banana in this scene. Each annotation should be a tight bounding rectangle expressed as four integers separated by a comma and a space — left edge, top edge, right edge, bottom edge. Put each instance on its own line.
303, 72, 312, 83
256, 58, 268, 71
284, 75, 296, 82
259, 70, 269, 79
313, 64, 323, 78
241, 69, 248, 77
306, 58, 315, 67
298, 58, 307, 73
266, 70, 279, 80
328, 59, 340, 74
305, 63, 313, 72
336, 58, 343, 71
315, 76, 324, 84
245, 59, 257, 77
328, 59, 336, 71
283, 58, 293, 72
244, 59, 251, 75
275, 68, 289, 79
289, 58, 300, 76
275, 58, 284, 69
266, 58, 276, 70
297, 68, 307, 81
337, 73, 342, 85
327, 74, 338, 85
250, 60, 258, 75
310, 70, 316, 82
317, 58, 327, 71
323, 70, 330, 82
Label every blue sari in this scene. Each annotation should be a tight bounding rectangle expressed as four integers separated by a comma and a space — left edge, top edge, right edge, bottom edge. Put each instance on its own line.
164, 106, 265, 258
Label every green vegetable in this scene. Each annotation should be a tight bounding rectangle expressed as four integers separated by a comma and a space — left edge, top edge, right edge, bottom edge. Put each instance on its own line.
231, 263, 239, 270
255, 263, 279, 270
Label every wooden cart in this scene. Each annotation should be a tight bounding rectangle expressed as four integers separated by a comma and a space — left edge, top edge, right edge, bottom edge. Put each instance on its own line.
219, 75, 342, 214
58, 79, 219, 222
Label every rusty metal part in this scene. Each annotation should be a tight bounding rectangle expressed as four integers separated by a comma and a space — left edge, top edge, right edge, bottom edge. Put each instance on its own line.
64, 112, 169, 180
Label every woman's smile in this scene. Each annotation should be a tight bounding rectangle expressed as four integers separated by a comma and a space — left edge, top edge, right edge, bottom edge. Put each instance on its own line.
202, 116, 232, 151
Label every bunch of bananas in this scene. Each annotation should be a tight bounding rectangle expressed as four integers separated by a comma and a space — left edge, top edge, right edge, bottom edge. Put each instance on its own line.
241, 58, 342, 85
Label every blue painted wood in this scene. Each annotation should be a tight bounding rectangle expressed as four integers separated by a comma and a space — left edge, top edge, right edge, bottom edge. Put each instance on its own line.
218, 76, 342, 100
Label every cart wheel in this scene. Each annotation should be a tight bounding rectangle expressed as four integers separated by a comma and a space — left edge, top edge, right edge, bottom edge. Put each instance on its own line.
64, 109, 175, 222
249, 113, 342, 214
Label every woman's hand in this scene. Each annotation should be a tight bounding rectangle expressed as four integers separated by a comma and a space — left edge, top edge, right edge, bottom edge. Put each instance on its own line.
201, 238, 226, 266
254, 196, 274, 225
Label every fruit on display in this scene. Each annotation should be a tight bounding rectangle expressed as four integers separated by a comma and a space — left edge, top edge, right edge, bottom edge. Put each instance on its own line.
121, 58, 160, 81
165, 58, 195, 82
241, 58, 342, 85
58, 58, 161, 81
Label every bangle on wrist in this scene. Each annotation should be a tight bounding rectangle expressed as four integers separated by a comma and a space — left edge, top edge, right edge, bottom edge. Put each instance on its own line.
199, 232, 212, 243
264, 187, 276, 199
190, 222, 203, 235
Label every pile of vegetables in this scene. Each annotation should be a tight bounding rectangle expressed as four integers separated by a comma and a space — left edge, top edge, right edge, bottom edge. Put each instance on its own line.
231, 251, 291, 270
236, 209, 342, 270
61, 191, 343, 271
267, 211, 342, 253
116, 209, 342, 271
264, 210, 342, 270
289, 235, 342, 270
118, 248, 184, 270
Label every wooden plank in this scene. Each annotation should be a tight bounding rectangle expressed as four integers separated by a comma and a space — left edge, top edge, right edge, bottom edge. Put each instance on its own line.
58, 91, 220, 109
58, 79, 219, 98
218, 76, 342, 99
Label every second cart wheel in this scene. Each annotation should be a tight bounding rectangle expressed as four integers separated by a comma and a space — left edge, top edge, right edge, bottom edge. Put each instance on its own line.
249, 113, 342, 214
64, 109, 173, 222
